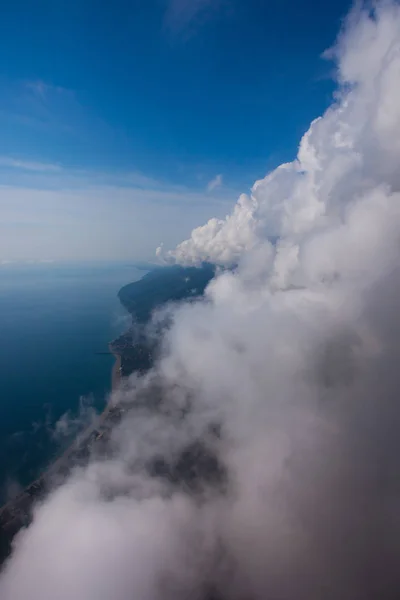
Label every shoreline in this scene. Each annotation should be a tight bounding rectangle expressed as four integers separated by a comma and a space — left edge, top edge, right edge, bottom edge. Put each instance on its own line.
110, 345, 122, 391
0, 344, 123, 529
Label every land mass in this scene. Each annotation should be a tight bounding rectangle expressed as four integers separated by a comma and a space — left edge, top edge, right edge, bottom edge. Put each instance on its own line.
114, 263, 215, 375
0, 263, 216, 565
119, 263, 215, 322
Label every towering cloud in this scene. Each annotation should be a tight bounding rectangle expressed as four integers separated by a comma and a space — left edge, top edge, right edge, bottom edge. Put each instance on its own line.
161, 1, 400, 269
2, 3, 400, 599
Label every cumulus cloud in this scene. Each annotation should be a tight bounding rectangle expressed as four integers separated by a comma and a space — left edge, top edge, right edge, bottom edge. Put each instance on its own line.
207, 174, 223, 192
3, 2, 400, 599
160, 2, 400, 268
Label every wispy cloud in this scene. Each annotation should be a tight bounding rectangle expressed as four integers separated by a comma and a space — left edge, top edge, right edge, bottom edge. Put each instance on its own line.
207, 173, 223, 192
0, 157, 62, 172
0, 79, 84, 136
0, 163, 233, 262
164, 0, 226, 37
24, 80, 73, 101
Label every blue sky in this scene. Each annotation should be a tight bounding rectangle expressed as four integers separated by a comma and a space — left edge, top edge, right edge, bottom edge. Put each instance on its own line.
0, 0, 351, 261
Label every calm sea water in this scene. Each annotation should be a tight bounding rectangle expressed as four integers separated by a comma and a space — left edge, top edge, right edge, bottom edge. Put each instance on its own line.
0, 262, 141, 503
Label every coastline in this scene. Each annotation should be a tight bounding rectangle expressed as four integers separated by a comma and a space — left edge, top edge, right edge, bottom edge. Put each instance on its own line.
0, 345, 123, 540
110, 346, 122, 391
0, 264, 214, 563
0, 269, 142, 562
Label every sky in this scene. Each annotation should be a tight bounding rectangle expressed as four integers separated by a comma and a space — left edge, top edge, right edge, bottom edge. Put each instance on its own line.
0, 0, 352, 262
3, 3, 400, 597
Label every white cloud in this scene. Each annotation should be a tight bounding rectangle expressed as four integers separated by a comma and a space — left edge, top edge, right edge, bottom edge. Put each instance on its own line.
4, 3, 400, 600
160, 1, 400, 267
206, 173, 223, 192
0, 157, 62, 172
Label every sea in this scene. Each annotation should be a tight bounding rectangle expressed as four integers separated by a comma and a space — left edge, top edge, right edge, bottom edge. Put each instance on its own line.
0, 262, 142, 504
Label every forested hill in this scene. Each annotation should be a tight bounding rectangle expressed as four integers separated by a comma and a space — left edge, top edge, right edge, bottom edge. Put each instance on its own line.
118, 264, 216, 323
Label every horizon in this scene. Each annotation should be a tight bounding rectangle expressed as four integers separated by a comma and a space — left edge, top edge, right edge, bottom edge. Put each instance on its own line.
4, 2, 400, 599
